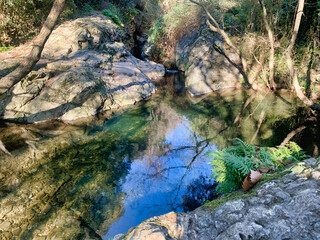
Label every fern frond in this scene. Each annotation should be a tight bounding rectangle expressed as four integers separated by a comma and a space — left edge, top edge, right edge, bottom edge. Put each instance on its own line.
207, 139, 306, 194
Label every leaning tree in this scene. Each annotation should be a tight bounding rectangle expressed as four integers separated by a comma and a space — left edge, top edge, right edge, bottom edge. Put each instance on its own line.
0, 0, 66, 95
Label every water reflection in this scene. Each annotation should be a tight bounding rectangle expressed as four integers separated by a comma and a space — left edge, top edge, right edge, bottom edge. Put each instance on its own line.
0, 72, 319, 239
105, 120, 216, 238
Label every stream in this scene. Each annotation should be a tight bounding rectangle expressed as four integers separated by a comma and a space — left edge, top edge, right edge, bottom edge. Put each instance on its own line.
0, 72, 319, 239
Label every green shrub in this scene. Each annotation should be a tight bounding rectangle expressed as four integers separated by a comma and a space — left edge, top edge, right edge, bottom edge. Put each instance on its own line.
208, 139, 308, 193
0, 43, 13, 52
73, 0, 101, 9
148, 17, 165, 45
102, 8, 123, 27
123, 6, 139, 21
102, 3, 139, 27
270, 142, 309, 163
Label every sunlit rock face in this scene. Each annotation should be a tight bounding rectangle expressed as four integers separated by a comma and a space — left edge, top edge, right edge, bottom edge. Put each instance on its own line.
117, 160, 320, 240
175, 24, 242, 96
0, 15, 165, 123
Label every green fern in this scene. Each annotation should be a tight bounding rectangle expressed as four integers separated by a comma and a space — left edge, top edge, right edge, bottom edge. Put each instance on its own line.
270, 142, 309, 163
208, 139, 308, 194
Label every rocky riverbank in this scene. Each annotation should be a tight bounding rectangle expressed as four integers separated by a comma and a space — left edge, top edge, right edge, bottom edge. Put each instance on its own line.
116, 158, 320, 240
0, 14, 165, 123
175, 23, 242, 96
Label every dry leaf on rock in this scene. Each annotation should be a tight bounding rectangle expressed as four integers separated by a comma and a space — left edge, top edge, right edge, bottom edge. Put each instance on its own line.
242, 170, 263, 191
250, 169, 263, 183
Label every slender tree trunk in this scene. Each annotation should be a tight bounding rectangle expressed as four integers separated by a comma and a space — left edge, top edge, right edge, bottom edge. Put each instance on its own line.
0, 0, 66, 95
189, 0, 250, 87
258, 0, 276, 90
306, 38, 316, 98
285, 0, 320, 110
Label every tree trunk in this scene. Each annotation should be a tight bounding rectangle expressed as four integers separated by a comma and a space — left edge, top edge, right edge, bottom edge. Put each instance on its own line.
0, 0, 66, 95
258, 0, 276, 90
189, 0, 250, 87
285, 0, 320, 110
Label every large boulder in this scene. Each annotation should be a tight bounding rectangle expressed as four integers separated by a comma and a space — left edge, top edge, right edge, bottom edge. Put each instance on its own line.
117, 160, 320, 239
175, 24, 242, 96
0, 15, 165, 123
42, 15, 123, 59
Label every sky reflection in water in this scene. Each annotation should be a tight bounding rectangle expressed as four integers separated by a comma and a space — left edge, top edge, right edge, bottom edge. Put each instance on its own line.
105, 118, 217, 238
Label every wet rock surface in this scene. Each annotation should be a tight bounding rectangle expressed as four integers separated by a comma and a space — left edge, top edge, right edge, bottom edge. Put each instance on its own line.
0, 14, 165, 123
118, 159, 320, 240
175, 24, 242, 96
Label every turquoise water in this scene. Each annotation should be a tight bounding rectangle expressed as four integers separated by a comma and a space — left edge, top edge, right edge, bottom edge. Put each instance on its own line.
0, 73, 315, 239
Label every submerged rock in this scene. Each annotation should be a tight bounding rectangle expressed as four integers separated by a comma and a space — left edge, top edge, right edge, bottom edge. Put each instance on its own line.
118, 160, 320, 240
0, 15, 165, 123
175, 24, 242, 96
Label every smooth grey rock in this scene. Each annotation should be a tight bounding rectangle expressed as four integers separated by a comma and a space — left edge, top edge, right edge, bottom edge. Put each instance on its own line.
274, 190, 290, 201
175, 24, 242, 96
42, 15, 123, 59
304, 158, 319, 167
314, 222, 320, 232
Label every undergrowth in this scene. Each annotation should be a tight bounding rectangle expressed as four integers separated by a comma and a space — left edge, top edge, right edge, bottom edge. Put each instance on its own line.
145, 0, 201, 59
143, 0, 319, 90
102, 3, 139, 27
0, 43, 13, 52
102, 8, 123, 27
208, 139, 309, 193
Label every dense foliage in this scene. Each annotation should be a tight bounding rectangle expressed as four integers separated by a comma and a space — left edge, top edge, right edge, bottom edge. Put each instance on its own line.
146, 0, 320, 55
101, 2, 138, 27
208, 139, 309, 193
73, 0, 101, 8
145, 0, 320, 93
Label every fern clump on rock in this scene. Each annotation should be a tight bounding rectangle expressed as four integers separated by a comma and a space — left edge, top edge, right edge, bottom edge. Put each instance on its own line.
208, 138, 308, 193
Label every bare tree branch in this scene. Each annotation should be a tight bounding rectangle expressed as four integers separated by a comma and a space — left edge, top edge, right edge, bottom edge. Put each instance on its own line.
258, 0, 276, 90
281, 126, 306, 146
